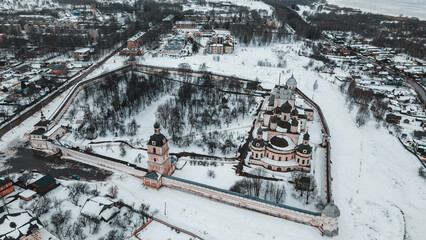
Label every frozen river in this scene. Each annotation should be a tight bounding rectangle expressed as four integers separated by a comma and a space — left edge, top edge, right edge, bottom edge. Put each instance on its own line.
327, 0, 426, 20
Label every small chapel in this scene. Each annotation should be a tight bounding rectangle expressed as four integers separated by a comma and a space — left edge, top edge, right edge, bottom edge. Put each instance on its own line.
249, 75, 315, 172
143, 122, 177, 189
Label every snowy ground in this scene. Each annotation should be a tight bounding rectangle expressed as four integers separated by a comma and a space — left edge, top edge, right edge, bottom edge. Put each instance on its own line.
136, 220, 195, 240
326, 0, 426, 20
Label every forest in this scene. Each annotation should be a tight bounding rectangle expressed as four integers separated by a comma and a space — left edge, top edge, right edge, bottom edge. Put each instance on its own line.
69, 71, 258, 155
156, 72, 257, 155
69, 72, 174, 139
307, 12, 426, 58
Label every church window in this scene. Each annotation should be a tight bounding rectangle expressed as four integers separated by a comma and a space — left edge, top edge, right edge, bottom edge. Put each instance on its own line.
256, 143, 260, 147
272, 155, 275, 160
303, 149, 307, 154
154, 158, 157, 162
279, 157, 281, 161
302, 160, 305, 165
153, 148, 156, 154
285, 156, 288, 161
277, 167, 281, 171
152, 141, 156, 146
256, 153, 258, 158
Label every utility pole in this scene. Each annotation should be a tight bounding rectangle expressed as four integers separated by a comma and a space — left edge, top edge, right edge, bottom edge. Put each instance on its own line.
164, 202, 167, 215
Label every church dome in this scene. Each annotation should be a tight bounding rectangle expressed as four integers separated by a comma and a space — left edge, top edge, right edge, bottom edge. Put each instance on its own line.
270, 136, 289, 148
280, 101, 292, 113
297, 143, 312, 154
148, 133, 167, 147
252, 138, 265, 148
291, 118, 299, 126
257, 127, 263, 135
291, 108, 299, 116
287, 74, 297, 86
303, 132, 310, 140
148, 122, 167, 147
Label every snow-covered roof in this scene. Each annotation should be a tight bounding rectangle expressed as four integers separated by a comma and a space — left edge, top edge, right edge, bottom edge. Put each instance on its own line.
0, 212, 43, 239
128, 32, 145, 42
74, 48, 90, 53
322, 203, 340, 218
19, 189, 36, 199
80, 197, 117, 220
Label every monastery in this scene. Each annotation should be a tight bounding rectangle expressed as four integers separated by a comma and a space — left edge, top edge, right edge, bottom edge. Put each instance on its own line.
250, 75, 315, 172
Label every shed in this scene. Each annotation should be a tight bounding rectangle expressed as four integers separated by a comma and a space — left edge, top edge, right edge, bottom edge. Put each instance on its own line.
19, 189, 37, 201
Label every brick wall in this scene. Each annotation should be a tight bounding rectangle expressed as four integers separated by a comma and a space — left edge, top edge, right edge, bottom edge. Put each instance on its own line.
162, 175, 323, 228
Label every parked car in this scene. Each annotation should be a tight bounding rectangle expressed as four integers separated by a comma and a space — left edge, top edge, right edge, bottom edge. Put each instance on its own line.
72, 174, 80, 180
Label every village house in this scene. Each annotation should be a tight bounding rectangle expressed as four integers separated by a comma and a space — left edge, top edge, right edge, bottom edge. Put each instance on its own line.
0, 211, 58, 240
73, 48, 91, 61
194, 24, 215, 37
207, 34, 234, 54
413, 130, 426, 141
14, 64, 31, 75
163, 37, 186, 56
249, 75, 316, 172
143, 122, 178, 189
175, 21, 196, 29
80, 196, 119, 221
29, 174, 57, 195
0, 177, 14, 199
127, 32, 145, 49
51, 64, 68, 75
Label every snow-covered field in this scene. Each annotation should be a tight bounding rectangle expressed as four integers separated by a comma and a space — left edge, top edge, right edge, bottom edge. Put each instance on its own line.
326, 0, 426, 20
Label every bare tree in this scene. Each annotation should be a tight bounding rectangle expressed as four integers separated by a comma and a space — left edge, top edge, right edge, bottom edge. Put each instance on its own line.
108, 185, 119, 199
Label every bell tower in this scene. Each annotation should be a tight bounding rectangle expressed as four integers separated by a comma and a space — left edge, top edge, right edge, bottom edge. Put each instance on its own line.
147, 122, 171, 175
